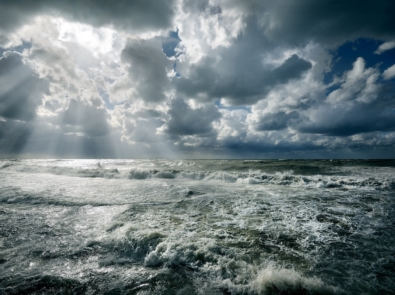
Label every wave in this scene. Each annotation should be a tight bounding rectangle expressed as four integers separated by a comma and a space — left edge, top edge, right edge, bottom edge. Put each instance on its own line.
80, 227, 340, 294
128, 168, 395, 190
1, 161, 394, 191
248, 264, 340, 295
0, 161, 121, 179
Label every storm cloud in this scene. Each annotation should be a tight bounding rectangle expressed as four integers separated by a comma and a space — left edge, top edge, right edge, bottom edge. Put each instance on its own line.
0, 52, 49, 121
163, 98, 221, 136
121, 39, 173, 103
0, 0, 394, 158
0, 0, 175, 37
259, 0, 395, 45
255, 111, 300, 131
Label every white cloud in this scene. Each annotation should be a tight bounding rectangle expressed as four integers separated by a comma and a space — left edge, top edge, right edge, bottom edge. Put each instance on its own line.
215, 108, 248, 141
374, 41, 395, 54
327, 57, 380, 104
383, 64, 395, 80
295, 58, 394, 136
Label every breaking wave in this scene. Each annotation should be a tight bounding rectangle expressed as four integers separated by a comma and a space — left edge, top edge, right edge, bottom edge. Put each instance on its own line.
1, 161, 393, 190
1, 159, 394, 294
129, 168, 395, 190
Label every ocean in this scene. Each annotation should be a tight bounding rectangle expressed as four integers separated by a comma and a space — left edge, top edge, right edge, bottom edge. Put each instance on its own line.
0, 159, 394, 294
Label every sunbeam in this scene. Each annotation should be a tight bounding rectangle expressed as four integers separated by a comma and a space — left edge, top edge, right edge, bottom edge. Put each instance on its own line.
0, 1, 395, 293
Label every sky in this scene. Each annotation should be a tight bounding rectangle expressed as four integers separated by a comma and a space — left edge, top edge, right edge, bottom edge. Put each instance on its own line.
0, 0, 394, 159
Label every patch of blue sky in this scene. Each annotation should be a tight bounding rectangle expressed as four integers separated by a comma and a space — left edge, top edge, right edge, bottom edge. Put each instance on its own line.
0, 41, 32, 56
324, 38, 395, 94
98, 88, 115, 110
215, 100, 251, 112
162, 30, 181, 58
172, 62, 181, 78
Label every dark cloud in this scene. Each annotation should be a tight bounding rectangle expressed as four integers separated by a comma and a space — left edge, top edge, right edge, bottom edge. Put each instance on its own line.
174, 20, 312, 105
0, 2, 39, 40
163, 98, 221, 136
0, 0, 175, 35
0, 51, 49, 121
121, 39, 172, 102
271, 55, 312, 84
219, 137, 395, 159
182, 0, 210, 13
260, 0, 395, 46
174, 53, 312, 105
56, 0, 175, 32
296, 97, 395, 136
255, 111, 300, 131
199, 128, 347, 159
133, 109, 161, 119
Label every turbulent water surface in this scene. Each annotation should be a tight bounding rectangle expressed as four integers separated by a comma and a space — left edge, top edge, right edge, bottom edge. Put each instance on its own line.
0, 159, 394, 294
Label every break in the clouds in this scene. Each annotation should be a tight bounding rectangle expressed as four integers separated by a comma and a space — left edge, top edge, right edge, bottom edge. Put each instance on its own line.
0, 0, 395, 158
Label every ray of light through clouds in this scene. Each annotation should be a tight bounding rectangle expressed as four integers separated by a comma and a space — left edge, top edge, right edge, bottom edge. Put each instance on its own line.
0, 0, 394, 158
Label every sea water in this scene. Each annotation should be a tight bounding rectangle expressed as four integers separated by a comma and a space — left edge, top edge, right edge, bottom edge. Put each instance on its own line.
0, 159, 394, 294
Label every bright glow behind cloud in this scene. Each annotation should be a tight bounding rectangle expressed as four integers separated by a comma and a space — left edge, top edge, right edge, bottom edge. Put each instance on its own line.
56, 18, 120, 57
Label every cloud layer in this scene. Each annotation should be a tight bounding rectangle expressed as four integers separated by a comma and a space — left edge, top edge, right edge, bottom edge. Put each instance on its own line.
0, 0, 394, 158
